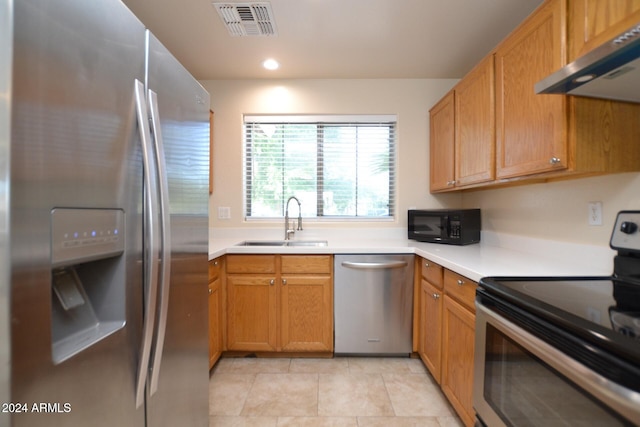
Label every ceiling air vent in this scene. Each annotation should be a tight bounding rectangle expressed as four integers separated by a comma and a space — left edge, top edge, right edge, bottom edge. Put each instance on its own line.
213, 2, 277, 37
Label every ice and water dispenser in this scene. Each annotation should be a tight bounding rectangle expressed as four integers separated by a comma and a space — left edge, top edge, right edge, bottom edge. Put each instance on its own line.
50, 208, 127, 364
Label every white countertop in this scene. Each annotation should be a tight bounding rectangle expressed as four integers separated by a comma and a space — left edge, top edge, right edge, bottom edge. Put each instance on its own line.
209, 228, 615, 283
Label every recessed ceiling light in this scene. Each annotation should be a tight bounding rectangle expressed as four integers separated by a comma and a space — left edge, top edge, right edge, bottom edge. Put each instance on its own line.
263, 59, 279, 70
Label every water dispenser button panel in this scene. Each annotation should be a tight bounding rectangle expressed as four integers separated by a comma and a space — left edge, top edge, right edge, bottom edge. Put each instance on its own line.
51, 208, 125, 267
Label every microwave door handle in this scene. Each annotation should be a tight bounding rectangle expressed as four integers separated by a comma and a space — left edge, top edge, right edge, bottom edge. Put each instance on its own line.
133, 79, 161, 409
442, 215, 450, 237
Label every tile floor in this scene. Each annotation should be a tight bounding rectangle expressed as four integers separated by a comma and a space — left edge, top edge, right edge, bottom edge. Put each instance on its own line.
209, 357, 465, 427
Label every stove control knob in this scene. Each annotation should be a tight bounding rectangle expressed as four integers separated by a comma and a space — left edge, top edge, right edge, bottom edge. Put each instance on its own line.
620, 221, 638, 234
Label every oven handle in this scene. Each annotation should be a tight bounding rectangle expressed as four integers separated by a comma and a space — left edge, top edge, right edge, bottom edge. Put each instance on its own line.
476, 303, 640, 425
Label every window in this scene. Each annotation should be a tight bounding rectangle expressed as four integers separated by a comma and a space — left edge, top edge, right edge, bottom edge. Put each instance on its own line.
244, 115, 396, 220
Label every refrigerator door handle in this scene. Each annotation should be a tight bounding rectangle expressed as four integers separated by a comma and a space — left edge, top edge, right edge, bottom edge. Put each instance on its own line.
133, 79, 161, 409
147, 89, 172, 396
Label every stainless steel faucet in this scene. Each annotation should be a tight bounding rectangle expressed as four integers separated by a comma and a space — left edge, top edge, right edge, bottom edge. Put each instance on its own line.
284, 196, 303, 240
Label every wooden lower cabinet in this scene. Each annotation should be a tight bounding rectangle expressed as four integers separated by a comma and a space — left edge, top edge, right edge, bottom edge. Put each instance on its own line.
208, 258, 223, 369
416, 257, 477, 427
226, 274, 277, 351
226, 254, 333, 353
281, 275, 333, 352
419, 278, 443, 383
441, 295, 476, 427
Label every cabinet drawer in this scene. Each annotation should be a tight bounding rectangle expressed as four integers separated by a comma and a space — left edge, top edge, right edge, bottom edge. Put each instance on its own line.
209, 258, 222, 281
444, 270, 477, 312
281, 255, 332, 274
226, 255, 276, 274
421, 258, 443, 289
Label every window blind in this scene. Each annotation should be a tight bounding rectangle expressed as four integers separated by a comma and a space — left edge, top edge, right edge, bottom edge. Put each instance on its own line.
243, 115, 397, 219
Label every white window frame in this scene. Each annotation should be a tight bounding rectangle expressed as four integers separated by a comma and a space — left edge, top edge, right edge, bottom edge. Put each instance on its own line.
243, 114, 397, 221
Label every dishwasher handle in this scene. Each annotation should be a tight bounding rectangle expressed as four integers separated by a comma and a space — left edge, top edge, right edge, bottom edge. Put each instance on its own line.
341, 260, 408, 270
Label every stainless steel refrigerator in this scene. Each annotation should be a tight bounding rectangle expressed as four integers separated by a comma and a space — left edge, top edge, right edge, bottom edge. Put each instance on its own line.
0, 0, 210, 426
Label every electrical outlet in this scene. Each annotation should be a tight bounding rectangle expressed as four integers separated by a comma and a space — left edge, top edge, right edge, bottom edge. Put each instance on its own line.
218, 206, 231, 220
588, 202, 602, 226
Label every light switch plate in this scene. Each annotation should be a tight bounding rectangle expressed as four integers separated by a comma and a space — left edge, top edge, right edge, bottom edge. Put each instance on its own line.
218, 206, 231, 220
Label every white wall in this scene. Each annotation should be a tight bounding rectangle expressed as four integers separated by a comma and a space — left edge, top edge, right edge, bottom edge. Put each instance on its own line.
203, 78, 640, 247
202, 79, 460, 230
462, 172, 640, 245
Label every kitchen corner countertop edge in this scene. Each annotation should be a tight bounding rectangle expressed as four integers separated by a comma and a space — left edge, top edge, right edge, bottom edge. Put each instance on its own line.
209, 234, 615, 283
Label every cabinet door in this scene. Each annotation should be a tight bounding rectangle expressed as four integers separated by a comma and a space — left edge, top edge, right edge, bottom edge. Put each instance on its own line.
226, 254, 276, 274
570, 0, 640, 60
430, 91, 455, 191
419, 279, 443, 384
455, 55, 495, 187
495, 0, 567, 179
281, 255, 332, 274
208, 276, 222, 369
280, 275, 333, 352
226, 275, 277, 351
442, 295, 476, 427
444, 270, 477, 312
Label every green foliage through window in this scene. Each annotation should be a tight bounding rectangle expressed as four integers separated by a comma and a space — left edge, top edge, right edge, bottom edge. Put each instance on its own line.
244, 116, 396, 219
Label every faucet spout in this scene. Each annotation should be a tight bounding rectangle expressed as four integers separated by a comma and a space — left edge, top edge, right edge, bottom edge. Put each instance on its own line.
285, 196, 303, 240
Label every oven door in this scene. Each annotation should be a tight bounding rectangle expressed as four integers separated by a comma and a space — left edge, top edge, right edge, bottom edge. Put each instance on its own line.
474, 301, 640, 427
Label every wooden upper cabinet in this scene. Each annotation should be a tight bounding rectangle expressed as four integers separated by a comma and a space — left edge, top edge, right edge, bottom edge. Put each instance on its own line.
454, 55, 495, 187
569, 0, 640, 61
428, 0, 640, 191
430, 91, 455, 192
495, 0, 567, 179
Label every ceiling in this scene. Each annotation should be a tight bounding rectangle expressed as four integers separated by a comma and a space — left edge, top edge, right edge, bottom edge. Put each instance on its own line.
121, 0, 544, 81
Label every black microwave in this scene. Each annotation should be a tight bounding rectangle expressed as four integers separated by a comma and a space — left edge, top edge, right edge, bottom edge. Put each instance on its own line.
408, 209, 481, 245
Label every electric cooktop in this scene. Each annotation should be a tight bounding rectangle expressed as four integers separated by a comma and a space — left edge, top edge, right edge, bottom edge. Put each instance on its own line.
479, 211, 640, 366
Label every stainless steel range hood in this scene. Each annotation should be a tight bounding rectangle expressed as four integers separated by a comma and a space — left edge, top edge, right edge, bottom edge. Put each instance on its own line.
535, 23, 640, 103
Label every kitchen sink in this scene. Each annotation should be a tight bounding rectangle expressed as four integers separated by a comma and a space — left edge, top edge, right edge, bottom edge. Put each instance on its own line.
236, 240, 286, 246
286, 240, 328, 247
236, 240, 328, 247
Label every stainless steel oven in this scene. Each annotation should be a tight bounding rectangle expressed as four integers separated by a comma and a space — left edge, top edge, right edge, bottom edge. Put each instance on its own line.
474, 211, 640, 427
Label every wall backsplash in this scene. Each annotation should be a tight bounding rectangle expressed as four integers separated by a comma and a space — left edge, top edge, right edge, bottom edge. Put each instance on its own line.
462, 172, 640, 246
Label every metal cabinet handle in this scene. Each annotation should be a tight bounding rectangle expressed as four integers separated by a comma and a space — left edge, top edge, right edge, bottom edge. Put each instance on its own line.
457, 279, 465, 286
208, 288, 213, 295
270, 279, 275, 286
282, 279, 287, 286
424, 262, 430, 268
549, 157, 561, 165
213, 260, 218, 266
447, 180, 456, 186
432, 293, 440, 300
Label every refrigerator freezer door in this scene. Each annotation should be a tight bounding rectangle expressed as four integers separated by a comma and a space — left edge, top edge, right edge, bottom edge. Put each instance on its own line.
145, 32, 210, 427
10, 0, 146, 426
0, 1, 11, 426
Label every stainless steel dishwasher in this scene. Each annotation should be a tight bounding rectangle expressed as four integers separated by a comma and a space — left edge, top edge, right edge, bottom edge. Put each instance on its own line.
334, 254, 414, 355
